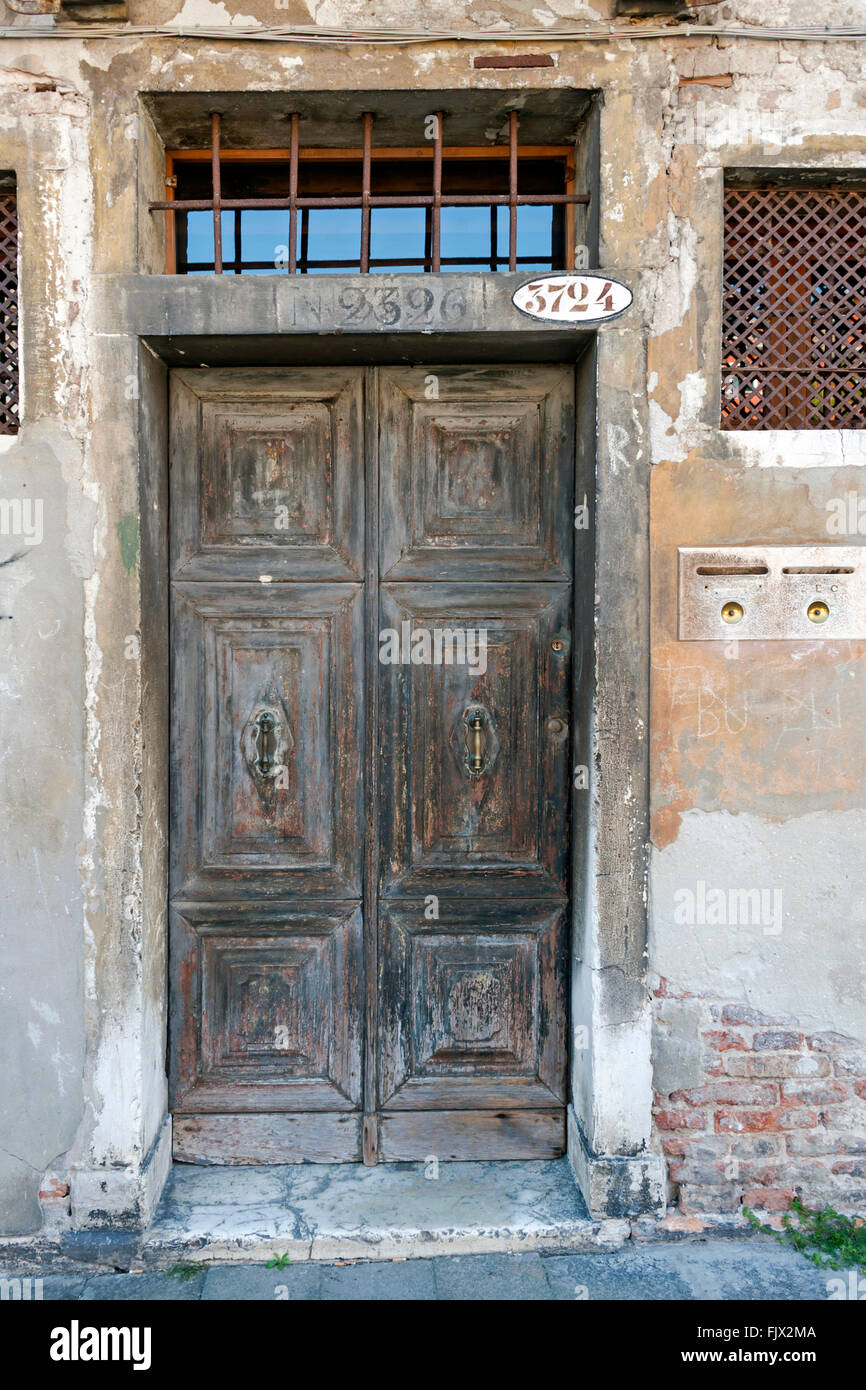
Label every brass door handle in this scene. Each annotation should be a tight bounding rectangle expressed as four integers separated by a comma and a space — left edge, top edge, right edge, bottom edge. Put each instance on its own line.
469, 711, 485, 775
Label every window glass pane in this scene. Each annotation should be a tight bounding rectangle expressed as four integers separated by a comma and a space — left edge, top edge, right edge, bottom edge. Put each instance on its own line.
371, 207, 427, 270
241, 209, 290, 270
186, 210, 234, 268
304, 208, 362, 271
441, 207, 492, 268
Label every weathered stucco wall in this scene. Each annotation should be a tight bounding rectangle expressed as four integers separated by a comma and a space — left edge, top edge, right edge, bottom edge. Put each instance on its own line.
0, 4, 864, 1234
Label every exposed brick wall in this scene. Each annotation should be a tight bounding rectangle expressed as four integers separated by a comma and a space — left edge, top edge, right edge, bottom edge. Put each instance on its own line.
653, 982, 866, 1217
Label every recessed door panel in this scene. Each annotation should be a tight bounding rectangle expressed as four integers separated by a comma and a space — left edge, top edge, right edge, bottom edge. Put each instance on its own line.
170, 903, 363, 1114
171, 582, 363, 901
378, 902, 567, 1111
379, 366, 573, 581
170, 368, 364, 581
378, 584, 572, 899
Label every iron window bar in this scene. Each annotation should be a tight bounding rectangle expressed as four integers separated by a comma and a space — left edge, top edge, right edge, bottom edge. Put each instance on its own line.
150, 109, 589, 275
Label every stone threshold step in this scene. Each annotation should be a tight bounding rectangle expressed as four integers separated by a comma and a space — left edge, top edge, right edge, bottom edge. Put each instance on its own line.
140, 1158, 629, 1266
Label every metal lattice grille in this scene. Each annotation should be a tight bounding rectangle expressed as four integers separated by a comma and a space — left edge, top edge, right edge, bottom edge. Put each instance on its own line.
0, 188, 18, 434
722, 186, 866, 429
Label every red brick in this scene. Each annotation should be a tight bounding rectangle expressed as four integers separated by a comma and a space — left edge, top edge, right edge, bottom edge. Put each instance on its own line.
679, 1187, 741, 1215
716, 1107, 818, 1133
724, 1053, 829, 1079
777, 1108, 819, 1130
733, 1161, 778, 1182
731, 1135, 783, 1158
669, 1160, 727, 1184
780, 1080, 849, 1106
833, 1056, 866, 1078
721, 1005, 782, 1028
753, 1030, 803, 1052
662, 1137, 691, 1156
703, 1030, 748, 1052
672, 1080, 778, 1107
656, 1109, 707, 1132
38, 1179, 69, 1200
786, 1132, 848, 1157
716, 1109, 779, 1133
807, 1032, 856, 1052
742, 1187, 794, 1212
831, 1159, 866, 1177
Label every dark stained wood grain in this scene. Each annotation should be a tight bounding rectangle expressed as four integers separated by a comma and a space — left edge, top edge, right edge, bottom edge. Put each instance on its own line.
378, 902, 567, 1112
379, 366, 573, 581
170, 367, 364, 582
379, 1109, 566, 1161
378, 583, 572, 900
173, 1112, 363, 1164
170, 582, 363, 901
169, 903, 363, 1114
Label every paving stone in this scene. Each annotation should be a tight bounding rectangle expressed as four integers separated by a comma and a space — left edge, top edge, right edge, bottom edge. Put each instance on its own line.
542, 1250, 694, 1301
670, 1241, 845, 1300
79, 1271, 205, 1300
320, 1258, 437, 1300
202, 1263, 323, 1301
433, 1252, 552, 1301
35, 1276, 90, 1300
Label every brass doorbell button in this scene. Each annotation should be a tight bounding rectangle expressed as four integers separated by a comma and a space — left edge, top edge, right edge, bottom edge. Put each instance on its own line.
721, 601, 744, 624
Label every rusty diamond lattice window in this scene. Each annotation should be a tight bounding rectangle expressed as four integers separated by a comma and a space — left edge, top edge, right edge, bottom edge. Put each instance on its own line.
0, 178, 18, 435
722, 186, 866, 429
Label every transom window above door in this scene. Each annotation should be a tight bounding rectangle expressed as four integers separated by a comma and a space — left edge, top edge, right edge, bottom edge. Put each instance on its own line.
151, 109, 589, 276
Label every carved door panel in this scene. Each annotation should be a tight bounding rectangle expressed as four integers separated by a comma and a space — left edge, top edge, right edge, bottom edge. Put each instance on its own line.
169, 364, 573, 1164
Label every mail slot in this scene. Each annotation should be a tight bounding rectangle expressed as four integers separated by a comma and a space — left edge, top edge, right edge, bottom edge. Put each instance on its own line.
678, 546, 866, 640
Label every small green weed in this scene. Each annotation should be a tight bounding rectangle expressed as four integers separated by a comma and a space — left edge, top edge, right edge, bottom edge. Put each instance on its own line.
164, 1261, 206, 1284
744, 1197, 866, 1275
266, 1252, 292, 1270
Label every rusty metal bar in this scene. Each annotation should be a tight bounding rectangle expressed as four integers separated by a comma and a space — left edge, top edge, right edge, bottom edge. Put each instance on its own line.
431, 110, 443, 273
183, 254, 556, 272
150, 192, 589, 211
360, 112, 373, 274
508, 110, 518, 272
288, 111, 299, 275
210, 110, 223, 275
151, 116, 593, 274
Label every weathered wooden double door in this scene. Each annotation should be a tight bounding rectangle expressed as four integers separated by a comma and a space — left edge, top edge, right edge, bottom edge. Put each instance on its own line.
169, 364, 574, 1164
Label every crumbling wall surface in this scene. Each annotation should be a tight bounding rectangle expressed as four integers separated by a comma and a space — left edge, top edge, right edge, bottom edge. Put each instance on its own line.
642, 35, 866, 1216
0, 63, 93, 1234
0, 49, 160, 1236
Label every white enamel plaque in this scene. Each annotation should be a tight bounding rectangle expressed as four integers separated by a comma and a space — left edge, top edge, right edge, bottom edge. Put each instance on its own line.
512, 273, 632, 324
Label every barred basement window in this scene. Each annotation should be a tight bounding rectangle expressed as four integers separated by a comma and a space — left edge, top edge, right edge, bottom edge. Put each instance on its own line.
722, 185, 866, 429
0, 175, 18, 435
151, 111, 587, 276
